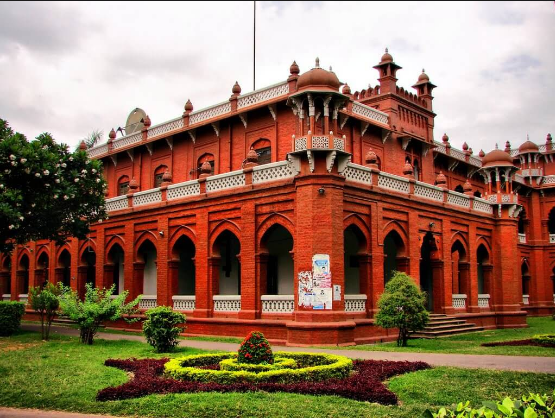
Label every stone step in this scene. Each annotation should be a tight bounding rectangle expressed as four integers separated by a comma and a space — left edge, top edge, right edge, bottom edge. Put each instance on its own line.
427, 319, 468, 326
411, 326, 485, 338
421, 323, 478, 332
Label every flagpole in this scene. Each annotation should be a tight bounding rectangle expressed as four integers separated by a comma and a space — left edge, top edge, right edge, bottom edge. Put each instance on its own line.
253, 0, 256, 91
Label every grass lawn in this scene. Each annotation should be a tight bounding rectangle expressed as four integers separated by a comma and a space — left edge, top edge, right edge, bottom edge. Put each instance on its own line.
342, 317, 555, 356
1, 331, 554, 418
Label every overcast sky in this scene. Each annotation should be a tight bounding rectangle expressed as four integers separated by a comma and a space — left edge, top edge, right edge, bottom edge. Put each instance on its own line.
1, 1, 554, 153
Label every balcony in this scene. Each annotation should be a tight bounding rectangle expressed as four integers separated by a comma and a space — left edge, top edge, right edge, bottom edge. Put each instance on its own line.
478, 294, 490, 308
213, 295, 241, 312
344, 294, 367, 312
139, 295, 157, 310
261, 295, 294, 313
452, 294, 467, 309
172, 295, 196, 311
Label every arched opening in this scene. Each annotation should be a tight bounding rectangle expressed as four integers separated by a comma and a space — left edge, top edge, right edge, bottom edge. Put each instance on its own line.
451, 240, 468, 296
548, 208, 555, 236
251, 138, 271, 165
521, 261, 530, 303
173, 236, 196, 296
0, 257, 11, 296
383, 230, 406, 284
213, 230, 241, 295
420, 232, 437, 311
154, 165, 168, 188
454, 184, 464, 194
57, 250, 71, 288
36, 252, 50, 288
261, 225, 294, 295
137, 240, 157, 297
474, 191, 482, 198
518, 209, 526, 235
477, 244, 490, 295
81, 247, 96, 288
118, 175, 130, 196
107, 244, 124, 294
413, 159, 420, 181
18, 254, 30, 296
197, 153, 215, 177
344, 225, 367, 294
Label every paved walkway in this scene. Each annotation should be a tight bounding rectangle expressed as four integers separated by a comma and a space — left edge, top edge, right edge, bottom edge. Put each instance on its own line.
0, 408, 118, 418
20, 323, 555, 373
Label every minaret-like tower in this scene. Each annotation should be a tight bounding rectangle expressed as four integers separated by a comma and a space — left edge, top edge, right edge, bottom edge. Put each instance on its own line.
372, 48, 402, 94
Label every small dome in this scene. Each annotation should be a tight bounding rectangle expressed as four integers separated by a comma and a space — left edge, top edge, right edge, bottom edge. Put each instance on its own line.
518, 140, 539, 153
79, 140, 87, 151
462, 142, 469, 151
479, 149, 485, 158
290, 60, 300, 75
129, 178, 139, 190
342, 83, 351, 95
297, 62, 341, 92
162, 170, 172, 183
380, 48, 393, 64
442, 133, 449, 143
365, 149, 378, 165
246, 148, 259, 164
143, 115, 151, 128
109, 128, 116, 140
463, 179, 472, 192
417, 69, 429, 83
200, 161, 212, 175
481, 149, 514, 168
184, 99, 193, 112
435, 171, 447, 186
504, 141, 511, 152
232, 81, 241, 95
546, 133, 552, 143
403, 161, 413, 176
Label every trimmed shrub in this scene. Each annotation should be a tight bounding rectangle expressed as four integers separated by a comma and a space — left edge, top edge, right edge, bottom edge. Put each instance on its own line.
165, 351, 353, 384
143, 306, 186, 353
28, 283, 61, 340
0, 300, 25, 336
237, 331, 274, 364
375, 271, 429, 347
423, 390, 555, 417
531, 334, 555, 346
220, 357, 297, 372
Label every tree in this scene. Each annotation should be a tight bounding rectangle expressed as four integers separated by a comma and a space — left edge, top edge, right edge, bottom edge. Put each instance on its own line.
28, 282, 61, 340
0, 118, 108, 253
81, 129, 103, 150
375, 271, 429, 347
57, 283, 141, 345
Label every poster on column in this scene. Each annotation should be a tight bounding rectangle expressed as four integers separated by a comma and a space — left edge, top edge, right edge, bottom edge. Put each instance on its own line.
312, 254, 332, 310
298, 271, 314, 308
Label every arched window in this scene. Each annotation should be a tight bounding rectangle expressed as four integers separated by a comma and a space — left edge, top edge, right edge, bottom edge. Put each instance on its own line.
518, 209, 526, 235
118, 176, 130, 196
154, 165, 168, 188
548, 207, 555, 235
251, 138, 271, 165
454, 184, 464, 194
474, 191, 482, 198
413, 159, 420, 181
197, 153, 215, 177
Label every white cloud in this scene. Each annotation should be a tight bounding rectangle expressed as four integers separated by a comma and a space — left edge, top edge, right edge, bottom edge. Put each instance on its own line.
0, 1, 553, 153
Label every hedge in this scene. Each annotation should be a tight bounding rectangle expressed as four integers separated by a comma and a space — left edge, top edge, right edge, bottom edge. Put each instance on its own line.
164, 352, 353, 384
531, 334, 555, 346
220, 356, 297, 372
0, 301, 25, 336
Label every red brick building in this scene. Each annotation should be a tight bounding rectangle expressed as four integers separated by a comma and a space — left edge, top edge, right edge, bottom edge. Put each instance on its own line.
2, 51, 554, 345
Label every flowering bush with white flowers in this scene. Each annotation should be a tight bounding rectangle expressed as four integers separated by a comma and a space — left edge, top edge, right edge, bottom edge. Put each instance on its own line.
0, 118, 108, 252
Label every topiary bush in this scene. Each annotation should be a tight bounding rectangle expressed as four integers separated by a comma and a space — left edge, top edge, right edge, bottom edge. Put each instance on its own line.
142, 306, 186, 353
0, 301, 25, 336
531, 334, 555, 346
237, 331, 274, 364
423, 390, 555, 417
375, 271, 429, 347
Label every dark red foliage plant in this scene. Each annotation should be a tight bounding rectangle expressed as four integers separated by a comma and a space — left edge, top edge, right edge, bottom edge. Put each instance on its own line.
97, 357, 430, 404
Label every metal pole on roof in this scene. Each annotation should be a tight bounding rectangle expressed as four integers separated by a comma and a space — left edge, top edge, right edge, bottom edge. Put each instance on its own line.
254, 0, 256, 91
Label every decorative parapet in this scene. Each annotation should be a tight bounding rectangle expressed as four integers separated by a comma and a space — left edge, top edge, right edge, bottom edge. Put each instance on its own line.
87, 144, 109, 158
344, 294, 367, 312
172, 295, 195, 311
252, 161, 295, 185
206, 171, 246, 193
167, 180, 201, 200
478, 294, 490, 308
447, 191, 471, 208
452, 294, 467, 309
473, 197, 494, 214
293, 133, 347, 152
190, 101, 232, 125
133, 188, 162, 206
514, 173, 525, 184
351, 102, 389, 125
518, 233, 526, 244
147, 117, 184, 139
343, 163, 373, 185
139, 295, 157, 309
261, 295, 294, 313
112, 132, 142, 150
543, 175, 555, 185
485, 193, 518, 205
521, 168, 543, 177
213, 295, 241, 312
414, 183, 443, 202
105, 195, 129, 212
378, 172, 410, 193
237, 81, 289, 110
433, 140, 482, 168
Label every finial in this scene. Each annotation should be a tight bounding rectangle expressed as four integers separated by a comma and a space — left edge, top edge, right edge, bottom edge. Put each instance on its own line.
385, 47, 388, 53
329, 66, 332, 72
495, 143, 499, 150
315, 57, 320, 68
232, 81, 241, 95
289, 60, 300, 75
422, 68, 425, 73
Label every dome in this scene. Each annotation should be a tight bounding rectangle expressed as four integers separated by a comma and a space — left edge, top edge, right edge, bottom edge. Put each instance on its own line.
184, 99, 193, 112
417, 69, 429, 83
342, 83, 351, 95
290, 61, 300, 75
518, 140, 539, 153
297, 66, 341, 92
380, 48, 393, 64
481, 149, 514, 167
232, 81, 241, 95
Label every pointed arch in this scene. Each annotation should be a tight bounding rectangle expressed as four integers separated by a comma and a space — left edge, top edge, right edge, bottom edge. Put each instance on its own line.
105, 235, 126, 263
134, 231, 159, 262
35, 246, 50, 265
79, 240, 96, 262
55, 244, 72, 263
343, 213, 370, 253
210, 220, 241, 255
382, 221, 408, 256
476, 237, 492, 256
169, 226, 197, 260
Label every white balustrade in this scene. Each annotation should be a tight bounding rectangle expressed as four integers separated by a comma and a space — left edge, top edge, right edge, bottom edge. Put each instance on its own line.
478, 294, 490, 308
311, 136, 329, 149
167, 180, 201, 200
173, 295, 196, 311
205, 171, 245, 193
344, 294, 367, 312
450, 149, 467, 161
414, 182, 444, 202
190, 102, 232, 125
147, 117, 184, 139
294, 136, 308, 151
550, 234, 555, 244
87, 144, 109, 158
378, 172, 410, 193
261, 295, 294, 313
252, 161, 295, 184
2, 294, 10, 301
543, 175, 555, 185
468, 156, 482, 167
522, 294, 529, 305
139, 295, 157, 310
514, 174, 525, 183
105, 195, 129, 212
434, 142, 447, 154
447, 191, 471, 208
237, 82, 289, 109
18, 294, 28, 305
333, 137, 345, 151
343, 163, 372, 185
112, 132, 142, 150
518, 233, 526, 244
452, 294, 467, 309
133, 188, 162, 206
473, 198, 494, 214
521, 168, 542, 177
213, 295, 241, 312
351, 102, 389, 124
553, 294, 555, 304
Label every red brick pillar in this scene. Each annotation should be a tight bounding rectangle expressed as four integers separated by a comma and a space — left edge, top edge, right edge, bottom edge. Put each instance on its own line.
15, 270, 26, 299
167, 260, 179, 308
359, 254, 372, 316
441, 220, 455, 314
239, 200, 256, 320
77, 266, 88, 299
468, 225, 479, 312
194, 208, 209, 318
431, 260, 445, 313
95, 227, 106, 289
256, 253, 269, 316
157, 218, 169, 307
132, 262, 145, 301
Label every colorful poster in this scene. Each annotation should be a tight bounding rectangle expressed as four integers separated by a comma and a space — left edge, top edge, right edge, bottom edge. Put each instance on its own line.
312, 254, 330, 276
298, 271, 314, 308
312, 254, 332, 310
313, 288, 332, 310
333, 285, 341, 301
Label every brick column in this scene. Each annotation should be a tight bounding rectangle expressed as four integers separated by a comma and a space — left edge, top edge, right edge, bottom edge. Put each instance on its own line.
256, 253, 269, 316
194, 207, 210, 318
77, 266, 88, 299
359, 254, 372, 316
467, 224, 479, 312
441, 219, 455, 314
431, 260, 444, 313
157, 217, 169, 307
239, 200, 256, 319
167, 260, 179, 308
131, 262, 145, 301
95, 227, 106, 289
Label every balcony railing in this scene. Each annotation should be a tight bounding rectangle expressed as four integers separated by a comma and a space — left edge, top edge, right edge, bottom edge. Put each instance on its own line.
139, 295, 157, 310
452, 294, 467, 309
522, 294, 529, 305
344, 294, 367, 312
478, 294, 490, 308
18, 294, 28, 305
2, 294, 10, 301
518, 233, 526, 244
550, 234, 555, 244
521, 168, 542, 177
261, 295, 294, 313
213, 295, 241, 312
172, 295, 196, 311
